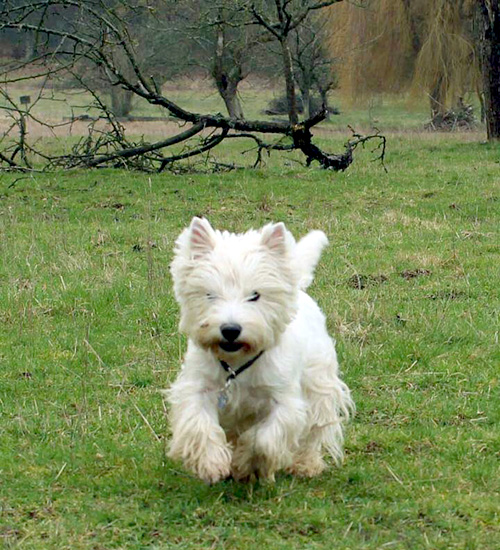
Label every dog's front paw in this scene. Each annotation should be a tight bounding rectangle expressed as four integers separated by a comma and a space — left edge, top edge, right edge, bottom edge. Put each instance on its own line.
194, 445, 232, 485
197, 460, 231, 485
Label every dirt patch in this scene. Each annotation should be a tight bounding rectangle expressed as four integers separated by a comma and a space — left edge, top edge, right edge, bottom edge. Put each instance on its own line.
400, 268, 431, 280
427, 290, 466, 300
363, 441, 384, 454
348, 274, 388, 290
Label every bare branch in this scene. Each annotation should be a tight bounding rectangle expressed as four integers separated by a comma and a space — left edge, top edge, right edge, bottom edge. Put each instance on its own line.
159, 127, 230, 171
86, 122, 207, 168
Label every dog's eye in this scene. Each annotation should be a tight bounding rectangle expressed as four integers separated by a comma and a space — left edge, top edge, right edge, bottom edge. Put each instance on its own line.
206, 293, 216, 301
248, 291, 260, 302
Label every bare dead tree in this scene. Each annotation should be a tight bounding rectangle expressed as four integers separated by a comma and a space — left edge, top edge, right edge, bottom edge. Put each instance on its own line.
290, 15, 338, 119
182, 1, 262, 120
0, 0, 385, 172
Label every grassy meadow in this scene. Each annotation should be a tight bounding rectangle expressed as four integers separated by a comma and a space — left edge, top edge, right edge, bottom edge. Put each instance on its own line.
0, 104, 499, 549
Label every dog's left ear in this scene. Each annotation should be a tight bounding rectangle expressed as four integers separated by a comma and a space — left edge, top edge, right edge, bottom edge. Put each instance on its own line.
188, 217, 216, 259
261, 222, 287, 254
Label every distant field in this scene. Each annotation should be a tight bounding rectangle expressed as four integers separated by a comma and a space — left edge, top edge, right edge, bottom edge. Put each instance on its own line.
0, 76, 476, 139
0, 108, 499, 549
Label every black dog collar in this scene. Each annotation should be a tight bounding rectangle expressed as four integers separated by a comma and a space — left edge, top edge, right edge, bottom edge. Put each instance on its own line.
219, 350, 264, 382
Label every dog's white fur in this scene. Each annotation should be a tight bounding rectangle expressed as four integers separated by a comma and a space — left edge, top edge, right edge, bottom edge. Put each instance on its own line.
165, 218, 353, 483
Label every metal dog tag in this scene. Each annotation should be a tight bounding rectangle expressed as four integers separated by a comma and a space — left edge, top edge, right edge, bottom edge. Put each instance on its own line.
217, 389, 229, 410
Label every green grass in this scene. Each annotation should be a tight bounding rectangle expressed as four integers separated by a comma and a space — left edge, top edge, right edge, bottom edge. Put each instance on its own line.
0, 133, 499, 549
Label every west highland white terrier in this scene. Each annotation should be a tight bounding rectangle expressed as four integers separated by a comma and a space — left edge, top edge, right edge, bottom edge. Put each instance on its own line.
165, 217, 354, 483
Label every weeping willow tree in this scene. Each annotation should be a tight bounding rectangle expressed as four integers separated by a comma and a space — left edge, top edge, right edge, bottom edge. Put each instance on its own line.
328, 0, 480, 120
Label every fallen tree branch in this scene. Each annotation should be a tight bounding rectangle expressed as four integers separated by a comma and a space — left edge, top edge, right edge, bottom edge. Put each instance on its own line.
159, 127, 230, 171
223, 133, 295, 167
0, 151, 24, 170
84, 122, 207, 168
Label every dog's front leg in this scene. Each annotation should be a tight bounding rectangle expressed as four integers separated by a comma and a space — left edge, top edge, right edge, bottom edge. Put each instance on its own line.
232, 395, 307, 481
168, 388, 231, 484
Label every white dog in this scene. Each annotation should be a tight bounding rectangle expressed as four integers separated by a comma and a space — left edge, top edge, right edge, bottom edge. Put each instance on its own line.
165, 218, 353, 483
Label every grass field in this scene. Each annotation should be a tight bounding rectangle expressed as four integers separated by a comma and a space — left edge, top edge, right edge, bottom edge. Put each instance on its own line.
1, 130, 499, 549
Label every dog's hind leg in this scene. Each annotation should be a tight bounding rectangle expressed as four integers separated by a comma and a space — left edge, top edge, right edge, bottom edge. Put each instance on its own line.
288, 428, 326, 477
298, 360, 354, 473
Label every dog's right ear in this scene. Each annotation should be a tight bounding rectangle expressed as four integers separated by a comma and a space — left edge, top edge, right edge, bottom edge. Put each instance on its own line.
261, 222, 287, 255
187, 217, 216, 259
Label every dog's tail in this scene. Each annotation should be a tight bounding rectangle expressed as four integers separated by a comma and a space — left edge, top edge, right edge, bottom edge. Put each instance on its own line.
294, 230, 329, 290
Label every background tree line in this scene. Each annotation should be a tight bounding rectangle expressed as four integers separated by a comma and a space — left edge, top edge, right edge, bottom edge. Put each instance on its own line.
0, 0, 498, 173
0, 0, 337, 121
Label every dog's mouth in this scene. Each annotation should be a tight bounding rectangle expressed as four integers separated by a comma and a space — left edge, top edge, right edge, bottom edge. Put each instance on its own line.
219, 341, 244, 353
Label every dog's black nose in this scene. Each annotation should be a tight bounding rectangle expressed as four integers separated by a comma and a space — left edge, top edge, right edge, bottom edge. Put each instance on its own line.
220, 323, 242, 342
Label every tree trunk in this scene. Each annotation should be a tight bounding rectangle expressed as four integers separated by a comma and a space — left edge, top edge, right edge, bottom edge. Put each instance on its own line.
318, 88, 330, 119
429, 77, 446, 119
478, 0, 500, 141
280, 37, 299, 126
213, 25, 245, 120
301, 87, 311, 119
222, 90, 244, 120
110, 87, 134, 118
215, 77, 245, 120
24, 32, 35, 61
